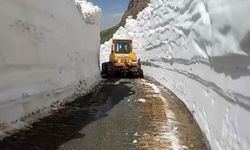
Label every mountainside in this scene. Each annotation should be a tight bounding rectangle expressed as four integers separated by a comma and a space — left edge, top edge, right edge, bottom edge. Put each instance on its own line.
100, 0, 150, 43
120, 0, 150, 24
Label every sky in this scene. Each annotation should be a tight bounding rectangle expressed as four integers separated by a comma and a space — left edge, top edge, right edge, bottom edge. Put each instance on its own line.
90, 0, 129, 30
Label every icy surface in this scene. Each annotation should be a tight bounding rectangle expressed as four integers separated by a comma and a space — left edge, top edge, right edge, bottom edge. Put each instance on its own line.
100, 0, 250, 149
0, 0, 101, 138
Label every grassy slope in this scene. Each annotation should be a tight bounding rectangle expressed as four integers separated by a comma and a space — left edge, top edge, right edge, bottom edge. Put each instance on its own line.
100, 25, 120, 44
100, 22, 125, 44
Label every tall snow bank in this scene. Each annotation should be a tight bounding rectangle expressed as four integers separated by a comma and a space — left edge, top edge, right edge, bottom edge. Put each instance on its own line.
100, 0, 250, 149
0, 0, 101, 138
75, 0, 101, 24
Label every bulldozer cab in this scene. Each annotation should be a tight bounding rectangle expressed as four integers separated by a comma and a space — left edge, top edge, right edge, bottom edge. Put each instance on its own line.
112, 39, 132, 54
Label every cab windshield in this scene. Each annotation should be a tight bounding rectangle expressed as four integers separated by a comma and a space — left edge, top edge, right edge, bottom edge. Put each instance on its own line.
115, 41, 132, 54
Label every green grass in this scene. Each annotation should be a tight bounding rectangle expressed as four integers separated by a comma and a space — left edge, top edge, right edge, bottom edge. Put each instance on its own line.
100, 22, 125, 44
100, 25, 120, 44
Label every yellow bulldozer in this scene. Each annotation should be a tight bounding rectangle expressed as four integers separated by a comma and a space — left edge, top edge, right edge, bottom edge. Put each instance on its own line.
101, 39, 144, 78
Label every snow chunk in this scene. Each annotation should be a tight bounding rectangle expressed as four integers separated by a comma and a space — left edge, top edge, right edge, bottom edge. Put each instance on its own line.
132, 140, 138, 144
134, 132, 139, 136
137, 98, 146, 103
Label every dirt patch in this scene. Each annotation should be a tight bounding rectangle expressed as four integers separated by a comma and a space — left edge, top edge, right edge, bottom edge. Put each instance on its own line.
134, 78, 208, 150
134, 80, 172, 149
160, 86, 208, 149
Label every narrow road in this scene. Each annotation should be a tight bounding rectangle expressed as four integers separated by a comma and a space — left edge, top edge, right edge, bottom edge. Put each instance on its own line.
0, 78, 207, 150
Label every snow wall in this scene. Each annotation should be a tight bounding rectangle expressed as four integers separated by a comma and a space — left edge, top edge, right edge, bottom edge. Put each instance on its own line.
100, 0, 250, 149
0, 0, 101, 138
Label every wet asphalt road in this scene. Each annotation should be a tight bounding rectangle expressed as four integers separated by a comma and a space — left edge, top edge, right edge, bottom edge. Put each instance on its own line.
0, 78, 208, 150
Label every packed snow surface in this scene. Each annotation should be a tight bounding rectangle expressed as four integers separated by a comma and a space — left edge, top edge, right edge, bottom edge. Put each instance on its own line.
100, 0, 250, 149
0, 0, 101, 138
